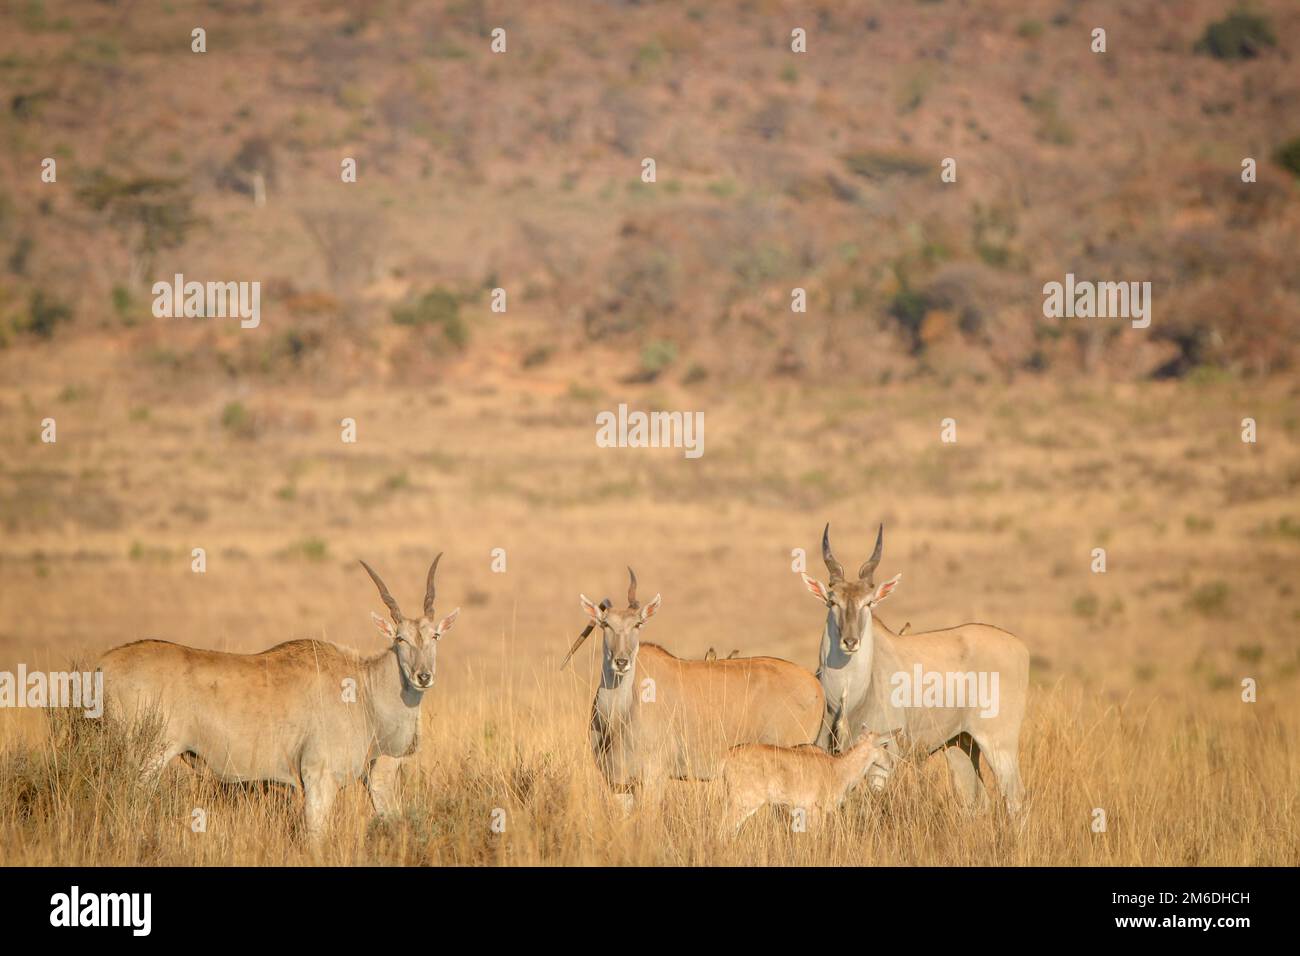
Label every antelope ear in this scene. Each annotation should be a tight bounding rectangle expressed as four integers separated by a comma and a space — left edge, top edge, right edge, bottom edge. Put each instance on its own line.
579, 594, 605, 622
371, 611, 396, 640
640, 593, 662, 621
434, 607, 460, 638
801, 573, 831, 603
869, 573, 901, 606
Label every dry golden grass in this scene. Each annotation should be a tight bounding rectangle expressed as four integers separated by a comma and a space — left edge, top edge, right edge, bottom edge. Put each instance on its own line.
1, 339, 1298, 865
0, 680, 1294, 865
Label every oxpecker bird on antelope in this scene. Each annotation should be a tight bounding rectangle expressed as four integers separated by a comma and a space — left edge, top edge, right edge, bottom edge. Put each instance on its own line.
560, 567, 824, 812
805, 524, 1029, 817
97, 553, 461, 841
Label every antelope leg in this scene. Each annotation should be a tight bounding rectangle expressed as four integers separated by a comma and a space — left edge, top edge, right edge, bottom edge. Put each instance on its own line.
366, 755, 403, 817
302, 775, 338, 843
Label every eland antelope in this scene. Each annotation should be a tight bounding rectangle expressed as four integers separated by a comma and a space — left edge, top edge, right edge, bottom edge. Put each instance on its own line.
561, 568, 824, 811
98, 554, 460, 839
805, 525, 1028, 816
722, 727, 898, 834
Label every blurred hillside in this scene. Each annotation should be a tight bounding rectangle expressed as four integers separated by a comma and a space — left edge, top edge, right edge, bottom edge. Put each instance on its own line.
1, 0, 1298, 388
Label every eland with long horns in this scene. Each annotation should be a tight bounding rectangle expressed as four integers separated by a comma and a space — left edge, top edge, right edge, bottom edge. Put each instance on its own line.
98, 553, 460, 840
806, 524, 1028, 816
562, 568, 824, 812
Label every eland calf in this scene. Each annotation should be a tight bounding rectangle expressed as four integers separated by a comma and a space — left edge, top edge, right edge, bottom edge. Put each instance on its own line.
99, 555, 460, 839
723, 728, 898, 834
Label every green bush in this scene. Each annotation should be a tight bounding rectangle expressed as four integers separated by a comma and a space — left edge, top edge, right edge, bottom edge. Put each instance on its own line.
392, 288, 468, 349
110, 284, 135, 325
17, 290, 72, 339
1188, 581, 1230, 617
1195, 11, 1276, 60
639, 339, 677, 377
8, 236, 33, 275
1025, 90, 1075, 146
1072, 593, 1100, 619
1275, 136, 1300, 179
220, 401, 256, 439
76, 170, 199, 280
287, 537, 329, 562
886, 267, 931, 353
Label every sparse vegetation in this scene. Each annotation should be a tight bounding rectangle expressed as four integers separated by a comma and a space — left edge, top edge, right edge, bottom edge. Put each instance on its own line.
110, 284, 134, 325
220, 400, 256, 439
0, 0, 1290, 382
1276, 136, 1300, 179
392, 289, 469, 350
75, 170, 199, 283
638, 339, 677, 379
1188, 581, 1230, 617
1025, 90, 1075, 146
1195, 11, 1277, 60
887, 268, 932, 353
282, 536, 329, 562
14, 289, 71, 339
1071, 593, 1100, 619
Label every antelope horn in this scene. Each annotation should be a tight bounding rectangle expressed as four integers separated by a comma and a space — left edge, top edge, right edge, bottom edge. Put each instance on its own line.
559, 597, 613, 670
423, 552, 443, 618
627, 566, 639, 609
858, 523, 884, 583
359, 560, 404, 623
822, 523, 845, 581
